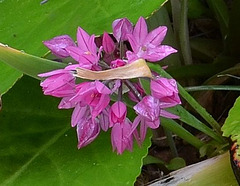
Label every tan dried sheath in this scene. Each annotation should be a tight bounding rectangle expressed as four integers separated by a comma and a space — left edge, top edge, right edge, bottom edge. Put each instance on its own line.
75, 59, 152, 80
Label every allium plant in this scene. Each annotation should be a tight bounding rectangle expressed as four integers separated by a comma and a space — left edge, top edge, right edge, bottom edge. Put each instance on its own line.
39, 16, 181, 154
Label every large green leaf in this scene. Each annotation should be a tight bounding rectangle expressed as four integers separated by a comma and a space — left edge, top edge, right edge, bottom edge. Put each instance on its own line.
0, 0, 167, 94
222, 96, 240, 139
0, 76, 151, 185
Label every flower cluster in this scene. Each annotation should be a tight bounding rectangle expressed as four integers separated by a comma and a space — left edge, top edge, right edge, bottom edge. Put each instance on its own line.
39, 17, 181, 154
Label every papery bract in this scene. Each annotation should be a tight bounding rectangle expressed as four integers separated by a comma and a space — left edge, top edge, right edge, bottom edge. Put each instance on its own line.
43, 35, 76, 58
112, 18, 133, 41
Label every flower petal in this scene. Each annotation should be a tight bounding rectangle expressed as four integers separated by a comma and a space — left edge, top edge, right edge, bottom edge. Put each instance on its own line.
43, 35, 76, 58
144, 26, 167, 46
133, 16, 148, 45
102, 32, 115, 53
77, 27, 91, 51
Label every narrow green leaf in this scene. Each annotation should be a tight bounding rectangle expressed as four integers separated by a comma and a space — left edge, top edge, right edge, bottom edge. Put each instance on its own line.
161, 118, 204, 149
225, 0, 240, 57
0, 76, 152, 186
0, 44, 66, 80
206, 0, 229, 38
0, 62, 22, 94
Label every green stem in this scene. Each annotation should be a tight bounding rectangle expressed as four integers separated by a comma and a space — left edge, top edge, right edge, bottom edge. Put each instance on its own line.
161, 118, 204, 149
163, 127, 179, 157
185, 85, 240, 92
179, 0, 193, 65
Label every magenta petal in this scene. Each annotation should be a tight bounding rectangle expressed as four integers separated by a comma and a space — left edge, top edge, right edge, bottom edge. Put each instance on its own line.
109, 101, 127, 126
127, 34, 139, 53
145, 118, 160, 129
71, 104, 89, 127
103, 32, 115, 53
38, 69, 65, 77
133, 16, 148, 44
88, 35, 97, 54
66, 46, 84, 62
160, 110, 180, 119
77, 118, 100, 149
144, 26, 167, 45
112, 18, 133, 41
95, 80, 111, 94
111, 121, 133, 154
91, 94, 110, 118
145, 45, 177, 62
77, 27, 91, 51
112, 101, 127, 119
133, 96, 160, 121
58, 96, 76, 109
99, 107, 110, 131
140, 120, 147, 143
43, 35, 76, 58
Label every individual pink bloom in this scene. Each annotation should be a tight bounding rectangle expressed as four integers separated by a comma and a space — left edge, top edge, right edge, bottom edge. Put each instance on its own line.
127, 16, 177, 62
151, 77, 181, 108
112, 18, 133, 41
128, 82, 145, 102
98, 106, 110, 131
109, 101, 127, 127
76, 116, 100, 149
66, 27, 102, 70
102, 32, 115, 54
132, 115, 148, 145
111, 119, 133, 154
38, 67, 76, 98
133, 96, 160, 129
43, 35, 76, 58
110, 59, 126, 68
69, 80, 111, 118
71, 104, 90, 127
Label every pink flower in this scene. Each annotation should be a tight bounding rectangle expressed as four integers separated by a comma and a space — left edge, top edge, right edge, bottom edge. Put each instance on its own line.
98, 107, 110, 131
69, 80, 111, 118
38, 67, 76, 98
102, 32, 115, 54
109, 101, 127, 127
76, 115, 100, 149
110, 59, 126, 68
111, 119, 133, 154
66, 27, 102, 70
133, 96, 160, 129
128, 82, 145, 102
127, 17, 177, 62
43, 35, 76, 58
71, 104, 90, 127
151, 77, 181, 108
112, 18, 133, 41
